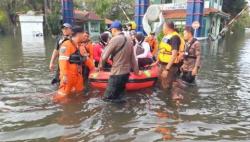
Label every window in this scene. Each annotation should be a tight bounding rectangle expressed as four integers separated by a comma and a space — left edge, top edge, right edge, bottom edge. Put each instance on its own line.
161, 0, 172, 4
90, 22, 99, 33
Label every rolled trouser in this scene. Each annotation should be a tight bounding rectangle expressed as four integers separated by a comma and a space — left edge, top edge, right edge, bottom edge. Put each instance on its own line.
181, 71, 195, 84
159, 63, 178, 89
103, 74, 129, 100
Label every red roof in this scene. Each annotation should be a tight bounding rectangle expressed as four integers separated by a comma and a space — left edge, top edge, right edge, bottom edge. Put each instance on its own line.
74, 10, 101, 21
163, 8, 230, 19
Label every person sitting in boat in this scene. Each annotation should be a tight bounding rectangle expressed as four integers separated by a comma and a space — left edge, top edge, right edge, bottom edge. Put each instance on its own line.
135, 32, 153, 70
93, 32, 112, 68
145, 32, 158, 59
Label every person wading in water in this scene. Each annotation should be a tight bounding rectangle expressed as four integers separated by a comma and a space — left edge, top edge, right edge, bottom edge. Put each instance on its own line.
98, 20, 139, 101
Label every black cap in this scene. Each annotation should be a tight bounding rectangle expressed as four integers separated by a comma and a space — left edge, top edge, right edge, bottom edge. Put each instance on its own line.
72, 26, 84, 35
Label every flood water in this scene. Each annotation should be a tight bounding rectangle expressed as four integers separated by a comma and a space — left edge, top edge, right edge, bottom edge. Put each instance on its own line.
0, 32, 250, 142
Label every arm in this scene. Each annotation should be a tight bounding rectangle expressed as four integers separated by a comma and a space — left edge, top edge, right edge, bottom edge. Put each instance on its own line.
194, 42, 201, 68
49, 49, 59, 71
131, 46, 139, 75
137, 42, 150, 58
58, 44, 71, 82
152, 40, 158, 56
88, 43, 94, 60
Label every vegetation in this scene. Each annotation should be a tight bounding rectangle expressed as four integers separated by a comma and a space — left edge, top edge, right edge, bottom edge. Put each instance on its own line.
222, 0, 246, 17
231, 11, 250, 33
0, 0, 44, 34
75, 0, 135, 21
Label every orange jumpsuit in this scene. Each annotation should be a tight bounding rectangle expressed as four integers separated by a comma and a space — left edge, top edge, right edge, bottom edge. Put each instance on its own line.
145, 36, 158, 56
79, 43, 95, 71
57, 40, 84, 97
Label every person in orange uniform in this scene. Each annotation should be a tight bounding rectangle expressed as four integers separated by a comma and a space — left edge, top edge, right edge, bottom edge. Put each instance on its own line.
145, 32, 158, 58
80, 32, 94, 91
55, 26, 86, 100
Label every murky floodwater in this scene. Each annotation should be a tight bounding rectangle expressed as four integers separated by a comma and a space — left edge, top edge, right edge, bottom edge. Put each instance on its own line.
0, 32, 250, 142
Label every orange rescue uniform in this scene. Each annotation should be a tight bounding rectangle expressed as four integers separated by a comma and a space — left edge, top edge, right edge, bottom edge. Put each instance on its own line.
57, 40, 84, 97
145, 36, 158, 56
79, 43, 95, 71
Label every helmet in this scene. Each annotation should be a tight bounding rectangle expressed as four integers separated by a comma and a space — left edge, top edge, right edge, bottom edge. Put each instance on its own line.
135, 32, 145, 42
127, 21, 137, 30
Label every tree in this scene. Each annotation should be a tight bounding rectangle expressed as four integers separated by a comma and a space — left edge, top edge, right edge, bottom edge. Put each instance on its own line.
0, 0, 44, 34
222, 0, 246, 17
76, 0, 135, 21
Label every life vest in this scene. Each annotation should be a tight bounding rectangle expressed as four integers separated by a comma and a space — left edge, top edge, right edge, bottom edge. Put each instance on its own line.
158, 32, 185, 64
61, 40, 86, 65
184, 38, 198, 59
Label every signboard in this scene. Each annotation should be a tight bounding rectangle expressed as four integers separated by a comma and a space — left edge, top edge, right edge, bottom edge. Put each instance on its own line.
162, 3, 187, 10
192, 21, 200, 30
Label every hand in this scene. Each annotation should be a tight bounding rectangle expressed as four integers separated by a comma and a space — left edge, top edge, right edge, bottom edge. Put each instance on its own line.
192, 68, 198, 76
49, 63, 54, 72
161, 70, 168, 78
62, 75, 67, 84
150, 62, 157, 67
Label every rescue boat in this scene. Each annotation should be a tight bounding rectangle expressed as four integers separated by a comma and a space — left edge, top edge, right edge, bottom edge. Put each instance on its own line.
89, 66, 158, 91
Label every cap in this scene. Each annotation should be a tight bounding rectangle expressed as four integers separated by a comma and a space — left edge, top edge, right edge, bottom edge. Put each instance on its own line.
72, 26, 84, 35
110, 20, 122, 30
62, 23, 72, 29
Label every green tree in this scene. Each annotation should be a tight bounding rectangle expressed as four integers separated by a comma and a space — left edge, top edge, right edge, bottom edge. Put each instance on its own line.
222, 0, 246, 17
76, 0, 135, 21
0, 0, 44, 34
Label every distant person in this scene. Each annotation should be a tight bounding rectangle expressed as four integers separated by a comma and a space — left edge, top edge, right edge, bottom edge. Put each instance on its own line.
98, 20, 139, 101
180, 26, 201, 83
55, 26, 86, 100
152, 21, 184, 89
135, 32, 153, 69
145, 32, 158, 58
93, 32, 112, 68
124, 21, 137, 37
50, 23, 72, 85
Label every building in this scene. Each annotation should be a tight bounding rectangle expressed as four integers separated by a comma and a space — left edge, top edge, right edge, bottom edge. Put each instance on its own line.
151, 0, 230, 37
74, 10, 101, 38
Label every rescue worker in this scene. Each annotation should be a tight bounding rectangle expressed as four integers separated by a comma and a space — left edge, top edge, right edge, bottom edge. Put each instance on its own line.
145, 32, 158, 58
98, 20, 139, 101
50, 23, 72, 85
124, 21, 137, 37
152, 21, 185, 89
180, 26, 201, 83
80, 31, 94, 92
55, 26, 86, 100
